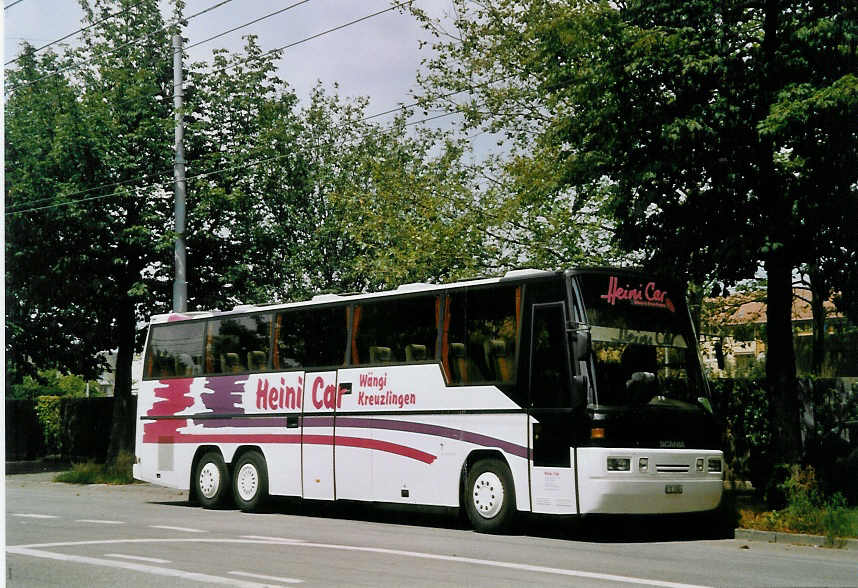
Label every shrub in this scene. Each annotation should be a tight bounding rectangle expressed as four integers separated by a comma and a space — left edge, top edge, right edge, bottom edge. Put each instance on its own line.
54, 451, 135, 485
34, 396, 63, 455
738, 464, 858, 544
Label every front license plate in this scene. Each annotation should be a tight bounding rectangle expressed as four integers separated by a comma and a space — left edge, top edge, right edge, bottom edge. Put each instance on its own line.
665, 484, 683, 495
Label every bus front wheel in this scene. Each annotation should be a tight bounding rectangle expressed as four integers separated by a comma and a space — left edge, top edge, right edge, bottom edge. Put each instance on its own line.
195, 451, 230, 509
233, 450, 268, 512
464, 458, 516, 533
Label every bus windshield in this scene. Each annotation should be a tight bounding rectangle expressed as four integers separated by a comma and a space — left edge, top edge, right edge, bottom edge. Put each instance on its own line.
575, 273, 705, 407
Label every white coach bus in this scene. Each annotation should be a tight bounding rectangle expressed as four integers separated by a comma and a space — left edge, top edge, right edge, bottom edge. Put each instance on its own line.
134, 268, 723, 532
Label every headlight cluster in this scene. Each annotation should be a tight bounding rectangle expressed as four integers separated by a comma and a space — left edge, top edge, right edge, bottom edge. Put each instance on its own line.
606, 456, 722, 473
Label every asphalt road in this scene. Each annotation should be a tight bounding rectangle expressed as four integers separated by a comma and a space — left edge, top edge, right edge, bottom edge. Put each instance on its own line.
5, 472, 857, 587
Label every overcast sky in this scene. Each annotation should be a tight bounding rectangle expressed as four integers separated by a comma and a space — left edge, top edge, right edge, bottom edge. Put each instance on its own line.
4, 0, 445, 121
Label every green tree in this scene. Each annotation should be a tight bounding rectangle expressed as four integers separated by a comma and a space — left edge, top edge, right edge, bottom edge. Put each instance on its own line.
6, 0, 177, 455
411, 0, 858, 462
4, 46, 111, 385
332, 120, 499, 287
185, 39, 394, 305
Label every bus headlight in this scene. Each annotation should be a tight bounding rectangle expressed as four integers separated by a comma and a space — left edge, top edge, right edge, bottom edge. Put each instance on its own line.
708, 458, 722, 473
607, 457, 631, 472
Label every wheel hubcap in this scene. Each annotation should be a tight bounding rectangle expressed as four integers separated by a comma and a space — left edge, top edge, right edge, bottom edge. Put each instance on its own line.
236, 463, 259, 502
472, 471, 504, 519
199, 462, 220, 499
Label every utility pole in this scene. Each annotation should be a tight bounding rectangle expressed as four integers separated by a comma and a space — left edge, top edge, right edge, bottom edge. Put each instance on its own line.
172, 28, 188, 312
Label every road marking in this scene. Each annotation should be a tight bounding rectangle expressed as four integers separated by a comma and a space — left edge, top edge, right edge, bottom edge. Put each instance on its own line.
105, 553, 171, 564
12, 513, 58, 519
8, 546, 289, 587
149, 525, 206, 533
229, 571, 303, 584
77, 519, 124, 525
257, 537, 714, 588
10, 537, 714, 587
240, 535, 306, 544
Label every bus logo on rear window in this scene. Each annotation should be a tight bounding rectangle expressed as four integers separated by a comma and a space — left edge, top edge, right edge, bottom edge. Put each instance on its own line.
600, 276, 675, 312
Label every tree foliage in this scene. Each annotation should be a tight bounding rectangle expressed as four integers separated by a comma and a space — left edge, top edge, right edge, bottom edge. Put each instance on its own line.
411, 0, 858, 460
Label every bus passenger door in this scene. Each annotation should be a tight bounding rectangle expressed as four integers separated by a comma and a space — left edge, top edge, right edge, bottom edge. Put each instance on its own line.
528, 303, 579, 515
302, 371, 338, 500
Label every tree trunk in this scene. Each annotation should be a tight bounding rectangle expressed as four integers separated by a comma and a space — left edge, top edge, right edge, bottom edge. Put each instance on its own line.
758, 0, 802, 466
808, 267, 827, 376
106, 298, 136, 460
765, 252, 802, 464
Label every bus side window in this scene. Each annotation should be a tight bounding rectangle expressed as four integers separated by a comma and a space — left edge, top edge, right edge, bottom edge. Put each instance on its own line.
206, 314, 272, 375
446, 286, 518, 385
144, 321, 205, 379
353, 296, 437, 365
277, 306, 347, 370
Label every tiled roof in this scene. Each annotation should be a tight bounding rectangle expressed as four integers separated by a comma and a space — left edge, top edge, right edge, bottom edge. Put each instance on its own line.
710, 288, 841, 325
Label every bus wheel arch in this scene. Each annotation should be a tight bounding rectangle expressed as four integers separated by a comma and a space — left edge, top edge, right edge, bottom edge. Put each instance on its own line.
232, 446, 269, 512
460, 451, 516, 533
192, 448, 230, 509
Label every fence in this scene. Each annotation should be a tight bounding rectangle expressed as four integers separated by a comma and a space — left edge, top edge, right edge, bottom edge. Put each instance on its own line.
5, 396, 137, 463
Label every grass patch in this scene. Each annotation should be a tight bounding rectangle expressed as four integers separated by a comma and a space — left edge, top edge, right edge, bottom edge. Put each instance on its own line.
738, 465, 858, 546
739, 506, 858, 537
54, 451, 135, 485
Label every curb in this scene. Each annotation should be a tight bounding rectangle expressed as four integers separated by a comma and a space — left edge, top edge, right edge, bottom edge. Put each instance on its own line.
5, 459, 71, 475
735, 528, 858, 551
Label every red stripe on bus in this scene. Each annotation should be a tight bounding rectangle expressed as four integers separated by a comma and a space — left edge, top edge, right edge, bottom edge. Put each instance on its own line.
142, 432, 436, 464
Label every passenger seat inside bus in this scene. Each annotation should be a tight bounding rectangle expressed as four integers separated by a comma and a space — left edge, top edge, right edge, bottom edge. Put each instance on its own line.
405, 344, 428, 362
221, 353, 244, 373
369, 346, 393, 364
484, 339, 515, 383
175, 353, 199, 377
247, 350, 267, 371
449, 342, 483, 384
157, 353, 175, 377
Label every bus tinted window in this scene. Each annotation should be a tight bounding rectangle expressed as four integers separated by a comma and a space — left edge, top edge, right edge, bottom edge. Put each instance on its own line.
353, 296, 437, 365
446, 286, 519, 384
206, 314, 272, 374
145, 321, 205, 378
275, 306, 347, 370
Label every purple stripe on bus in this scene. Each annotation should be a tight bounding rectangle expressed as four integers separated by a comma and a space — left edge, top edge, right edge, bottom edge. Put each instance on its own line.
306, 416, 529, 459
303, 415, 334, 427
201, 375, 246, 414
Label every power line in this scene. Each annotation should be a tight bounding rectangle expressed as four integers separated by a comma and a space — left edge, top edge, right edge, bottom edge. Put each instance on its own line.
6, 78, 509, 214
5, 0, 148, 65
4, 0, 25, 9
3, 102, 549, 257
193, 1, 412, 85
186, 0, 313, 52
5, 106, 462, 217
6, 0, 234, 89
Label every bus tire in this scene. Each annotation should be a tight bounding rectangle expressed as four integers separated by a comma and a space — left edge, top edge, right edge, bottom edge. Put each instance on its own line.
233, 450, 268, 512
464, 458, 516, 533
195, 451, 230, 509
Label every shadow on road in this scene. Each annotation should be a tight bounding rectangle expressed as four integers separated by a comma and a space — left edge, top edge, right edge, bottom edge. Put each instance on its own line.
148, 494, 734, 543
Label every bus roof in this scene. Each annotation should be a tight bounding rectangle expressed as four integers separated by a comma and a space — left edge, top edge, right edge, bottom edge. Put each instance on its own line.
149, 268, 561, 325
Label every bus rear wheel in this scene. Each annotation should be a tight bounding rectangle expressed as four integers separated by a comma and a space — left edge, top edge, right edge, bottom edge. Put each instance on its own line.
195, 451, 229, 509
233, 451, 268, 512
464, 458, 516, 533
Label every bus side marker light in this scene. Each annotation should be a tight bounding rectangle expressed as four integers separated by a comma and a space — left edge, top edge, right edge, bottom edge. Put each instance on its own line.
696, 458, 704, 472
638, 458, 648, 472
590, 427, 605, 440
607, 457, 630, 472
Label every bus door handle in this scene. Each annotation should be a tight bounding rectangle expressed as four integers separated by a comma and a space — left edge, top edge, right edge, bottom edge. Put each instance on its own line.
286, 415, 299, 429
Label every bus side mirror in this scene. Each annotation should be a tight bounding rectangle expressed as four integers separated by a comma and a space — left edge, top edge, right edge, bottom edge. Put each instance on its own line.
571, 330, 591, 360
